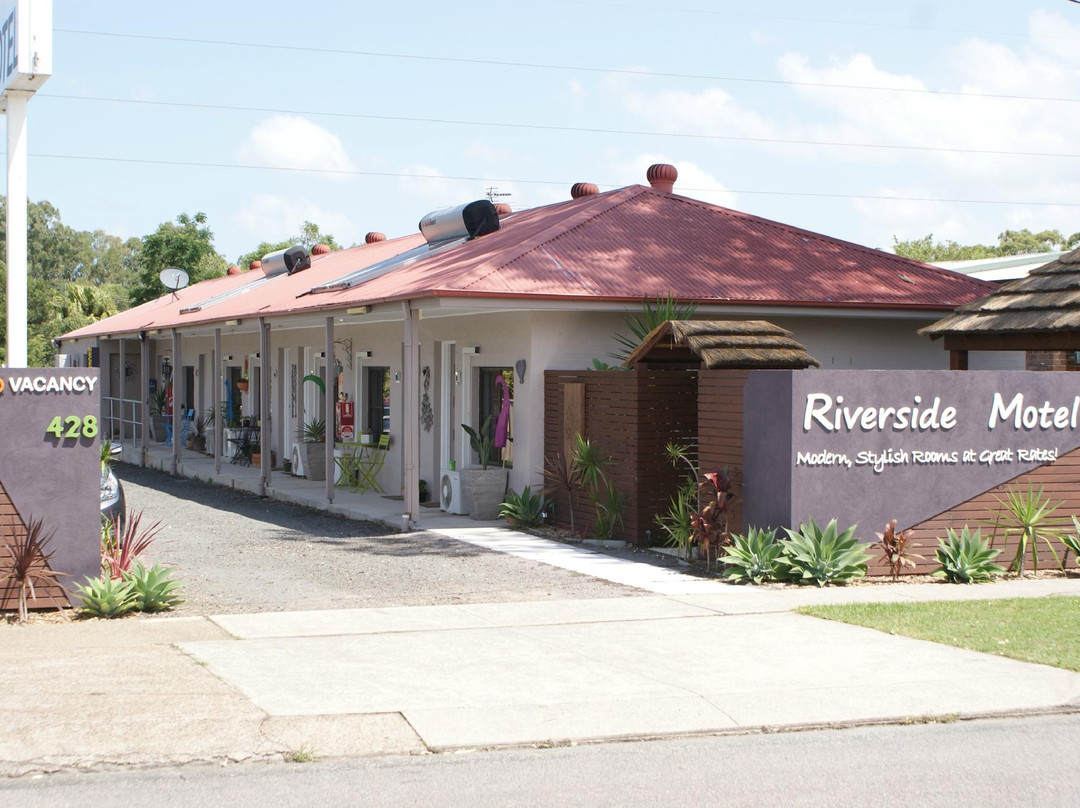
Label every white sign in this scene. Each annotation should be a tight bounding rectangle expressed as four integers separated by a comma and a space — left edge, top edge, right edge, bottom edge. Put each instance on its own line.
0, 0, 51, 98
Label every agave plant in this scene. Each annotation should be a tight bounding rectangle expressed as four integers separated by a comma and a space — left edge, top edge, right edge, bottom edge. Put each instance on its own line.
721, 526, 782, 585
75, 575, 137, 618
990, 484, 1067, 574
499, 486, 547, 529
0, 515, 68, 623
1058, 515, 1080, 570
779, 517, 870, 586
124, 562, 184, 613
932, 526, 1004, 584
102, 510, 165, 579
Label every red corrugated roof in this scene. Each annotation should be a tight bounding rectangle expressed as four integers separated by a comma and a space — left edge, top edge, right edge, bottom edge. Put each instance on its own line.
63, 184, 994, 340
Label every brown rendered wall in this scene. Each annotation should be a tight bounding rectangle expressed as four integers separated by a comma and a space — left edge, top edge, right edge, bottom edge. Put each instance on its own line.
895, 445, 1080, 577
544, 370, 697, 544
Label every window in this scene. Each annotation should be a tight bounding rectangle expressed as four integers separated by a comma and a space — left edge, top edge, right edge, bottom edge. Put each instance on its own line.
478, 367, 513, 468
366, 366, 390, 437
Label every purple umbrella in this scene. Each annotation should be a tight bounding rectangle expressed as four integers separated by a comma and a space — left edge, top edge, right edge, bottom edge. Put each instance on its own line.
494, 375, 511, 449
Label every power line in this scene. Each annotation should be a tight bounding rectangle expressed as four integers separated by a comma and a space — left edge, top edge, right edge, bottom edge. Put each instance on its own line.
39, 92, 1080, 161
20, 150, 1080, 209
552, 0, 1078, 42
54, 28, 1080, 104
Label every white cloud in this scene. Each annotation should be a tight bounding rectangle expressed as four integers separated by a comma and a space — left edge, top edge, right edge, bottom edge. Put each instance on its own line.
233, 193, 359, 251
237, 116, 355, 180
612, 154, 738, 209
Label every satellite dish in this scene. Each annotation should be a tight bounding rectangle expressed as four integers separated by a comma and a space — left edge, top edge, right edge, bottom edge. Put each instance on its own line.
159, 267, 190, 292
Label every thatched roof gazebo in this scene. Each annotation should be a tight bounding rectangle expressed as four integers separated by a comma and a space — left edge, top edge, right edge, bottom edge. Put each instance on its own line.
920, 248, 1080, 369
625, 320, 820, 370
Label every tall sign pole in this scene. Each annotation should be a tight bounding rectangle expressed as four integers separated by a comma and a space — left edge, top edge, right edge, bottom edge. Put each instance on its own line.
2, 0, 51, 369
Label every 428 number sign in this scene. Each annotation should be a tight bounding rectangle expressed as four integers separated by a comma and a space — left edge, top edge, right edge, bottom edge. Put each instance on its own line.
45, 415, 99, 439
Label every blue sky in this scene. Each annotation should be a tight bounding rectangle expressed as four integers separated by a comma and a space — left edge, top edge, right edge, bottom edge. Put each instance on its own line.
16, 1, 1080, 263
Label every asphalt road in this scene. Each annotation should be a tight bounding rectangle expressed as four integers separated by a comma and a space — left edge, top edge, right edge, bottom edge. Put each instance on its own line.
5, 713, 1078, 806
118, 465, 642, 615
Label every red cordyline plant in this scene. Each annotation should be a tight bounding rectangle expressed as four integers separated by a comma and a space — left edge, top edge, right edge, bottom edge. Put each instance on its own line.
871, 519, 924, 581
662, 443, 737, 567
102, 510, 165, 579
1, 514, 68, 624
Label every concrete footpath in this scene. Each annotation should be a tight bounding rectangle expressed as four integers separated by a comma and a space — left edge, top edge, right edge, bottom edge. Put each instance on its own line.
3, 531, 1080, 776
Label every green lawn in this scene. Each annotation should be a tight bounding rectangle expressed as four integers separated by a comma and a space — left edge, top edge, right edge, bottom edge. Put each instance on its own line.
798, 596, 1080, 671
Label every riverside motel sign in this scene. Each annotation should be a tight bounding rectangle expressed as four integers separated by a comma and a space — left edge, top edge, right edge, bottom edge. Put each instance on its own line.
0, 369, 101, 605
743, 370, 1080, 538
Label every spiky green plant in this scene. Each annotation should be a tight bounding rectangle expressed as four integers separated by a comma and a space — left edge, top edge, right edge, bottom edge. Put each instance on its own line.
779, 517, 870, 586
592, 481, 627, 540
75, 575, 137, 618
609, 294, 698, 363
932, 526, 1004, 584
991, 484, 1067, 574
499, 486, 547, 529
124, 562, 184, 613
655, 479, 695, 559
721, 527, 782, 585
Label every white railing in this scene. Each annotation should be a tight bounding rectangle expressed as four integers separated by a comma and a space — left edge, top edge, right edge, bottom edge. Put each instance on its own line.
102, 396, 144, 446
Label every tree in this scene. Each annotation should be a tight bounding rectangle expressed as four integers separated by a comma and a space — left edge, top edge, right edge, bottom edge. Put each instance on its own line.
894, 229, 1080, 262
235, 220, 342, 269
129, 212, 226, 307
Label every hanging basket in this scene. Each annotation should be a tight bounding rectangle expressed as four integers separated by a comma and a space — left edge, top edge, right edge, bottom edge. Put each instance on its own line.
236, 380, 249, 393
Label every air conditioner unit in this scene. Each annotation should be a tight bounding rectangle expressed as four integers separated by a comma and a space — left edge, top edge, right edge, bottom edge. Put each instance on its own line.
440, 469, 471, 515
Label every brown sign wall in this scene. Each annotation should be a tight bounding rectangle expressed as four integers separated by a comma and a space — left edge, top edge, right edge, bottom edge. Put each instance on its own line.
744, 370, 1080, 570
0, 369, 102, 608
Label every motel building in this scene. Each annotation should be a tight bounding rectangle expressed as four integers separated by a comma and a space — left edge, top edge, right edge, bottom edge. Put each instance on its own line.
59, 163, 1021, 534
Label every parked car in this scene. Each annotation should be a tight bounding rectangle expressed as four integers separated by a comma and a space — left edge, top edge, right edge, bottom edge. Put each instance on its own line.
101, 443, 125, 523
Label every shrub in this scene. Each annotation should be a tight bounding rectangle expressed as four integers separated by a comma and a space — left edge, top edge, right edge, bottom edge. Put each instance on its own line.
75, 575, 137, 617
499, 486, 546, 529
655, 479, 695, 560
125, 562, 184, 613
933, 526, 1004, 584
570, 435, 626, 541
721, 526, 782, 585
102, 510, 165, 579
871, 519, 924, 581
779, 517, 870, 587
0, 515, 68, 623
991, 484, 1067, 574
659, 443, 737, 566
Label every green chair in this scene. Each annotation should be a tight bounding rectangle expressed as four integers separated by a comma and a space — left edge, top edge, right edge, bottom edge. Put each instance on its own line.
356, 433, 390, 493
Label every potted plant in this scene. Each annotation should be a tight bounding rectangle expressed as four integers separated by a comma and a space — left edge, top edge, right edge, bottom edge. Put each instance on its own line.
149, 388, 169, 442
461, 416, 507, 520
419, 479, 429, 504
298, 417, 327, 481
187, 416, 207, 452
250, 442, 261, 466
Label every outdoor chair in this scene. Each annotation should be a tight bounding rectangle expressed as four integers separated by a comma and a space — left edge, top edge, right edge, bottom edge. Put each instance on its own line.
355, 433, 390, 493
229, 426, 258, 466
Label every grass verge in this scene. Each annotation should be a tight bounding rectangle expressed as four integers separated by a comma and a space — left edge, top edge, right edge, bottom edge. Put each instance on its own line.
798, 596, 1080, 671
